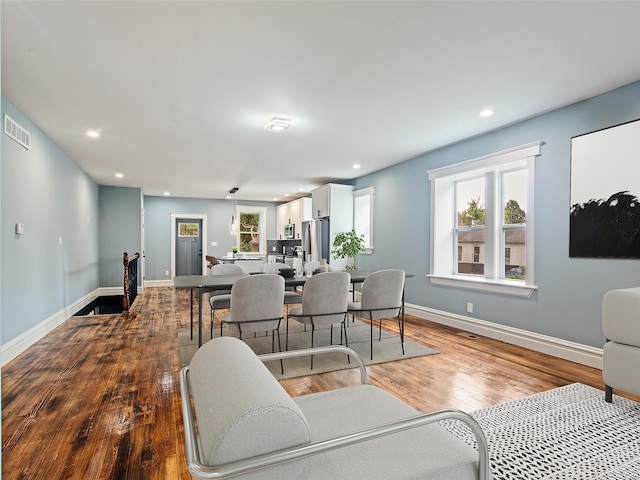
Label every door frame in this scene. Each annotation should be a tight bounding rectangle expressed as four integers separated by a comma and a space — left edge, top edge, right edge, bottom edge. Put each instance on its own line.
170, 213, 208, 278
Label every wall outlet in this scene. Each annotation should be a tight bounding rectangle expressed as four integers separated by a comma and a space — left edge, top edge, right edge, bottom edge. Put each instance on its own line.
211, 241, 217, 247
165, 270, 169, 276
467, 302, 473, 313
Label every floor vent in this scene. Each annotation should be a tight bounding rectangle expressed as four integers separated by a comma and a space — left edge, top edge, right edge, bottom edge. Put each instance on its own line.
4, 114, 31, 150
457, 331, 480, 339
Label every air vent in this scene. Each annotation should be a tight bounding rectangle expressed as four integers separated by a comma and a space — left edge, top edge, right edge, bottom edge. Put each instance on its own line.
4, 114, 31, 150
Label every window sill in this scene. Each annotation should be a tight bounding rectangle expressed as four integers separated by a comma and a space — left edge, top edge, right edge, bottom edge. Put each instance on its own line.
428, 274, 537, 297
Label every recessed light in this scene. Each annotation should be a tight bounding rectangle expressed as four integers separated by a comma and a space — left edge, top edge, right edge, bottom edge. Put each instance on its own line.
353, 164, 361, 169
86, 130, 100, 138
479, 108, 494, 118
164, 192, 170, 196
115, 172, 124, 178
265, 118, 291, 132
284, 193, 290, 197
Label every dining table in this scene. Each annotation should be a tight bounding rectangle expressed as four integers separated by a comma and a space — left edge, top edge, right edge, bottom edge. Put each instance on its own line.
173, 270, 412, 348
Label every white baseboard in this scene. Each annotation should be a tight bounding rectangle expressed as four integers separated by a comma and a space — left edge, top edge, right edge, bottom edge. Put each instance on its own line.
144, 279, 173, 287
1, 289, 99, 367
1, 287, 130, 367
405, 303, 603, 369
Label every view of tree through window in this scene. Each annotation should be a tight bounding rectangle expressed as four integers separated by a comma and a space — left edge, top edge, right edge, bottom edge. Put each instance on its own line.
456, 177, 527, 279
239, 213, 260, 252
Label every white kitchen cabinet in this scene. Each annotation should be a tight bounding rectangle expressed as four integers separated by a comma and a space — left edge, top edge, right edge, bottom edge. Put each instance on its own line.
276, 197, 312, 240
312, 185, 331, 219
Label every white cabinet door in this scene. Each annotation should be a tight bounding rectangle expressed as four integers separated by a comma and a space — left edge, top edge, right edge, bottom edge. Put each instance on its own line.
276, 204, 289, 240
312, 186, 330, 218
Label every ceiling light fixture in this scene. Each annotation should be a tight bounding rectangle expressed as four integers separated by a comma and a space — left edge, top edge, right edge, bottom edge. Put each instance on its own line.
164, 192, 170, 196
353, 164, 361, 169
479, 108, 494, 118
265, 118, 291, 132
86, 130, 100, 138
115, 172, 124, 178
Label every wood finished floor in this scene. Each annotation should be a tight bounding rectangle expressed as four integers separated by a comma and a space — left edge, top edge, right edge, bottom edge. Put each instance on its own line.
2, 286, 615, 479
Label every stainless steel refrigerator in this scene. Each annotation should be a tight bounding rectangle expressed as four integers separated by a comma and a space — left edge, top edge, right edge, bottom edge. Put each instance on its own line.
301, 219, 330, 264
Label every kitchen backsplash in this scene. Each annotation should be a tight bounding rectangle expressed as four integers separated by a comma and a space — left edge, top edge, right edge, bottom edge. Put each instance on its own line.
267, 239, 301, 256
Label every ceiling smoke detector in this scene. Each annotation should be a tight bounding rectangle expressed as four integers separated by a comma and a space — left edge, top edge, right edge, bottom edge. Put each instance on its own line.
229, 187, 239, 194
264, 118, 291, 132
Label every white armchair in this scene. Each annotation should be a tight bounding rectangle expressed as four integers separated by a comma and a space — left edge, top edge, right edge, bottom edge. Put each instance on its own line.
602, 287, 640, 402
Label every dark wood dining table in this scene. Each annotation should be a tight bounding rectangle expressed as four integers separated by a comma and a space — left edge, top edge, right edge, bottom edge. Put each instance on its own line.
174, 270, 411, 348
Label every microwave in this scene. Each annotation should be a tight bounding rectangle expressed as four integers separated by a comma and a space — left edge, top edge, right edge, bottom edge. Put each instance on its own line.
284, 223, 295, 239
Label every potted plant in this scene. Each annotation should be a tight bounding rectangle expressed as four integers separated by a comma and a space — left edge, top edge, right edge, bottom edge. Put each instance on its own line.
331, 229, 365, 270
231, 245, 238, 258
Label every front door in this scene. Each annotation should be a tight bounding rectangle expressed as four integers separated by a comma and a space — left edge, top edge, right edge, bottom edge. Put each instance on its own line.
176, 219, 202, 276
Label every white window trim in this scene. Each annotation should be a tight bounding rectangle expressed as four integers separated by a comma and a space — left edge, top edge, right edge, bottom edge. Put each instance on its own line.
427, 141, 542, 297
354, 186, 375, 254
236, 205, 267, 254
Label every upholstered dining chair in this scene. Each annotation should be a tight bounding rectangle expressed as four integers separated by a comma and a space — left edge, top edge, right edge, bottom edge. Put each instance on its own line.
288, 271, 350, 369
347, 269, 405, 360
221, 274, 285, 373
262, 262, 303, 315
208, 263, 246, 337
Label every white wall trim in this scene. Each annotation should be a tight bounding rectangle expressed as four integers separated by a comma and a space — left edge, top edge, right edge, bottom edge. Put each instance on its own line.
1, 289, 99, 366
144, 279, 173, 287
405, 302, 603, 369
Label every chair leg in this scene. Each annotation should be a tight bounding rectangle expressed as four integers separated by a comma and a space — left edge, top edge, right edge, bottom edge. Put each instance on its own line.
397, 313, 405, 355
605, 385, 613, 403
286, 319, 289, 351
310, 325, 315, 370
276, 329, 284, 375
211, 307, 214, 338
379, 318, 383, 341
370, 313, 374, 360
342, 318, 350, 364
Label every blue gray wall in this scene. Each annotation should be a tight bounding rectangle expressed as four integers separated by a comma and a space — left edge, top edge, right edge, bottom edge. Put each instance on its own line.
354, 81, 640, 349
143, 196, 277, 281
98, 186, 142, 287
1, 97, 99, 344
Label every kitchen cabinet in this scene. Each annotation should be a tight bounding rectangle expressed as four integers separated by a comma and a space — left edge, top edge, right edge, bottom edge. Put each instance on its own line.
311, 183, 354, 270
276, 197, 311, 240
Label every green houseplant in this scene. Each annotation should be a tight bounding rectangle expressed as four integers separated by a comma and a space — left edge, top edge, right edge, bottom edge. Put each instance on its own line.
331, 229, 365, 270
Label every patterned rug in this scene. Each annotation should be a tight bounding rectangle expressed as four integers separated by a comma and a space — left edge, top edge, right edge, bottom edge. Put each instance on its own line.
177, 318, 438, 380
441, 383, 640, 479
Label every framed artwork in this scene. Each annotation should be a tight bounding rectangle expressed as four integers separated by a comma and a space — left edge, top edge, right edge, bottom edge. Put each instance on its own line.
570, 119, 640, 258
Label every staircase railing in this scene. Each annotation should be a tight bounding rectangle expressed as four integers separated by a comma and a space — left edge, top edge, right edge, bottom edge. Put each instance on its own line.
123, 252, 140, 312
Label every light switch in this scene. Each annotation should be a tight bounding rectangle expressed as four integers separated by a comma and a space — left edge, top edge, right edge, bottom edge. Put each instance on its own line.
15, 223, 24, 235
59, 236, 63, 245
211, 241, 218, 247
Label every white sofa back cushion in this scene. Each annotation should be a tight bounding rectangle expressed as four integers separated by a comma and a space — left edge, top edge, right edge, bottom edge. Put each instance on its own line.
189, 337, 311, 469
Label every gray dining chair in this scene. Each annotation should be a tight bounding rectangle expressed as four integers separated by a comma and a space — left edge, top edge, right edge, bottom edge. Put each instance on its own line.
347, 269, 405, 360
208, 263, 246, 337
262, 262, 303, 314
288, 271, 350, 369
221, 274, 285, 372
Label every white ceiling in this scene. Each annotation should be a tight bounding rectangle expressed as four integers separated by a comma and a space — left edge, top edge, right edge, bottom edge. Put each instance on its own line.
3, 1, 640, 202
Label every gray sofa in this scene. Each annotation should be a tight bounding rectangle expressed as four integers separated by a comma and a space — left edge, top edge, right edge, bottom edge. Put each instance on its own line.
180, 337, 491, 479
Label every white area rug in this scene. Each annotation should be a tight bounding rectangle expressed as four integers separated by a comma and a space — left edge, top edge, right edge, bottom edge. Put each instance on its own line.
178, 318, 438, 380
441, 383, 640, 479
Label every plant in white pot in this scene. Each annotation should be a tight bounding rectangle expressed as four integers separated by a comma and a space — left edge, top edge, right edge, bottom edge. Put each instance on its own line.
331, 229, 365, 270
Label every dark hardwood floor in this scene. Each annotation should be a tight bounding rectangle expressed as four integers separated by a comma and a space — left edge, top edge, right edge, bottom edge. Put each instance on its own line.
2, 286, 612, 479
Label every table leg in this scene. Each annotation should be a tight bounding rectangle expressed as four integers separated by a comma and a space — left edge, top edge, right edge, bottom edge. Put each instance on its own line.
190, 287, 194, 340
198, 286, 203, 347
401, 287, 406, 354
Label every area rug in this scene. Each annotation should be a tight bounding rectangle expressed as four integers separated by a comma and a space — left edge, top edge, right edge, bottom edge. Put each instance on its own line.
441, 383, 640, 479
177, 319, 438, 380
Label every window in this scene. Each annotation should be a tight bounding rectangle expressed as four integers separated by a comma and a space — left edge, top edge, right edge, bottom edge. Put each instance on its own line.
236, 205, 267, 254
427, 141, 542, 297
353, 187, 374, 253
